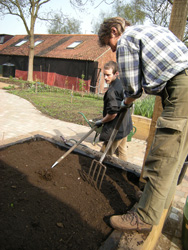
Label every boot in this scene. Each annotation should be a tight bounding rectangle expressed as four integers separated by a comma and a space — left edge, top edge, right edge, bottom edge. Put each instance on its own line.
110, 211, 152, 232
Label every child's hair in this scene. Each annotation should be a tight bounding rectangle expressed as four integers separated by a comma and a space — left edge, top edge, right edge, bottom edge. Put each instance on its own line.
98, 17, 131, 47
104, 61, 119, 74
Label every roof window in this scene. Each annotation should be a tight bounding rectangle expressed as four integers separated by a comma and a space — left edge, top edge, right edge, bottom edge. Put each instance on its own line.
66, 41, 82, 49
15, 40, 28, 46
0, 36, 4, 44
34, 40, 43, 46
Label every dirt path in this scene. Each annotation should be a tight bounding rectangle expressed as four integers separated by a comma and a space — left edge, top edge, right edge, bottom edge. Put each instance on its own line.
0, 81, 11, 88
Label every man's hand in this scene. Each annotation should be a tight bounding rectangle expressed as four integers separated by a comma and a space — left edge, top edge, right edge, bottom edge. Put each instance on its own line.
94, 120, 103, 128
120, 100, 133, 112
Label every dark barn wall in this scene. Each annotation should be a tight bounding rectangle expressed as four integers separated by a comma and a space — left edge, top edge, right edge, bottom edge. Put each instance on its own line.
33, 57, 97, 81
0, 55, 99, 90
0, 55, 28, 71
34, 57, 99, 90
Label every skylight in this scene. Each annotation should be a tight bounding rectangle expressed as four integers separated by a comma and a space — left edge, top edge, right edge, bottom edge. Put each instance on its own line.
66, 41, 82, 49
0, 36, 4, 44
15, 40, 28, 46
34, 40, 43, 46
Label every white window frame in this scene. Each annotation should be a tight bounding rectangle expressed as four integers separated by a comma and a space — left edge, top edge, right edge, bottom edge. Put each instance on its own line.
15, 40, 28, 46
66, 41, 82, 49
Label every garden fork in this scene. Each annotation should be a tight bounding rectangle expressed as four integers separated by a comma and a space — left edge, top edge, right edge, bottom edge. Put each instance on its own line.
51, 125, 97, 168
85, 110, 128, 189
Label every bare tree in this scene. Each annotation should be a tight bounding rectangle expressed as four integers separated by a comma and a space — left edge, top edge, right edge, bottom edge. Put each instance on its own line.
114, 0, 146, 25
47, 12, 81, 34
69, 0, 116, 11
144, 0, 172, 26
91, 0, 146, 34
91, 10, 113, 34
0, 0, 50, 82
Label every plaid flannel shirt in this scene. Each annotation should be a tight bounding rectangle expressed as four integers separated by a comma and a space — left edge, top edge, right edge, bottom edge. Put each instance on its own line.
117, 25, 188, 98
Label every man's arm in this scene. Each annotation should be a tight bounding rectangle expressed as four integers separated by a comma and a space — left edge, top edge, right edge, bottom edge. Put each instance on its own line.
94, 113, 117, 128
117, 44, 143, 99
102, 113, 117, 123
119, 97, 136, 112
123, 97, 136, 105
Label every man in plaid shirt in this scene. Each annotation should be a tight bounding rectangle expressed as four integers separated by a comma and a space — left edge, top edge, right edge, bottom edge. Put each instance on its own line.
98, 17, 188, 233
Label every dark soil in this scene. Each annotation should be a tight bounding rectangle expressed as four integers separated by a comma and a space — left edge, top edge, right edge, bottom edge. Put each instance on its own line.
0, 139, 140, 250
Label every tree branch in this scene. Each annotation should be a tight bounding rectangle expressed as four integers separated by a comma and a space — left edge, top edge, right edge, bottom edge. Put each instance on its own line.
94, 0, 115, 9
167, 0, 173, 4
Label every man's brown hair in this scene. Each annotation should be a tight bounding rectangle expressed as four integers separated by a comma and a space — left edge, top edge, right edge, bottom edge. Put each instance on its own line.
104, 61, 119, 75
98, 17, 131, 47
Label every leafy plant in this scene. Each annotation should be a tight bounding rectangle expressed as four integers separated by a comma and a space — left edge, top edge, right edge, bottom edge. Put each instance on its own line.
3, 85, 15, 90
133, 95, 155, 118
64, 76, 69, 89
78, 74, 86, 97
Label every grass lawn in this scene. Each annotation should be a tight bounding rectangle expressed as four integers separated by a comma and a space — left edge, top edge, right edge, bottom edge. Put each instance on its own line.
7, 89, 103, 126
1, 77, 155, 125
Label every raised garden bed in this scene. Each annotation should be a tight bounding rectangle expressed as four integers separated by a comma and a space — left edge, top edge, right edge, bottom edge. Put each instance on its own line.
0, 136, 141, 250
131, 115, 151, 141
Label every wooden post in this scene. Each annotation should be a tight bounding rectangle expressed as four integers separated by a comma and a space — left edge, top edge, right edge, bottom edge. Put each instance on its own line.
71, 85, 74, 103
169, 0, 188, 40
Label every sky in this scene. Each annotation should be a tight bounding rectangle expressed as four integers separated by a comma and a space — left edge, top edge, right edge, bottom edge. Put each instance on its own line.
0, 0, 113, 35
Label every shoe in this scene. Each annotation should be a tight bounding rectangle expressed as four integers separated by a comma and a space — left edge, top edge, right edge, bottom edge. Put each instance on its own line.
110, 212, 152, 233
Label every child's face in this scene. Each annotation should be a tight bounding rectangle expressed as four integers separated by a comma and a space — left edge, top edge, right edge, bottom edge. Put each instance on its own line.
103, 68, 118, 85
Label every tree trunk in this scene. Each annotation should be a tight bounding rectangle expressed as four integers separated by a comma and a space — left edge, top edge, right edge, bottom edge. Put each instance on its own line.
27, 34, 34, 82
140, 0, 188, 185
27, 1, 36, 82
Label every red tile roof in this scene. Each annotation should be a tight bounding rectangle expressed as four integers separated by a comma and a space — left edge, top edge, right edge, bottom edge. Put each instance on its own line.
0, 34, 112, 61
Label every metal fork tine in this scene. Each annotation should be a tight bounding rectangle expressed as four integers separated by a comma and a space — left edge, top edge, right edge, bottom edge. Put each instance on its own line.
86, 159, 106, 189
98, 164, 106, 190
95, 163, 103, 184
95, 163, 102, 183
91, 160, 99, 180
88, 159, 95, 177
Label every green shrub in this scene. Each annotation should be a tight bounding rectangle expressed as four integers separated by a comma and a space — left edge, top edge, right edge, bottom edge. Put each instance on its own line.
3, 85, 15, 90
